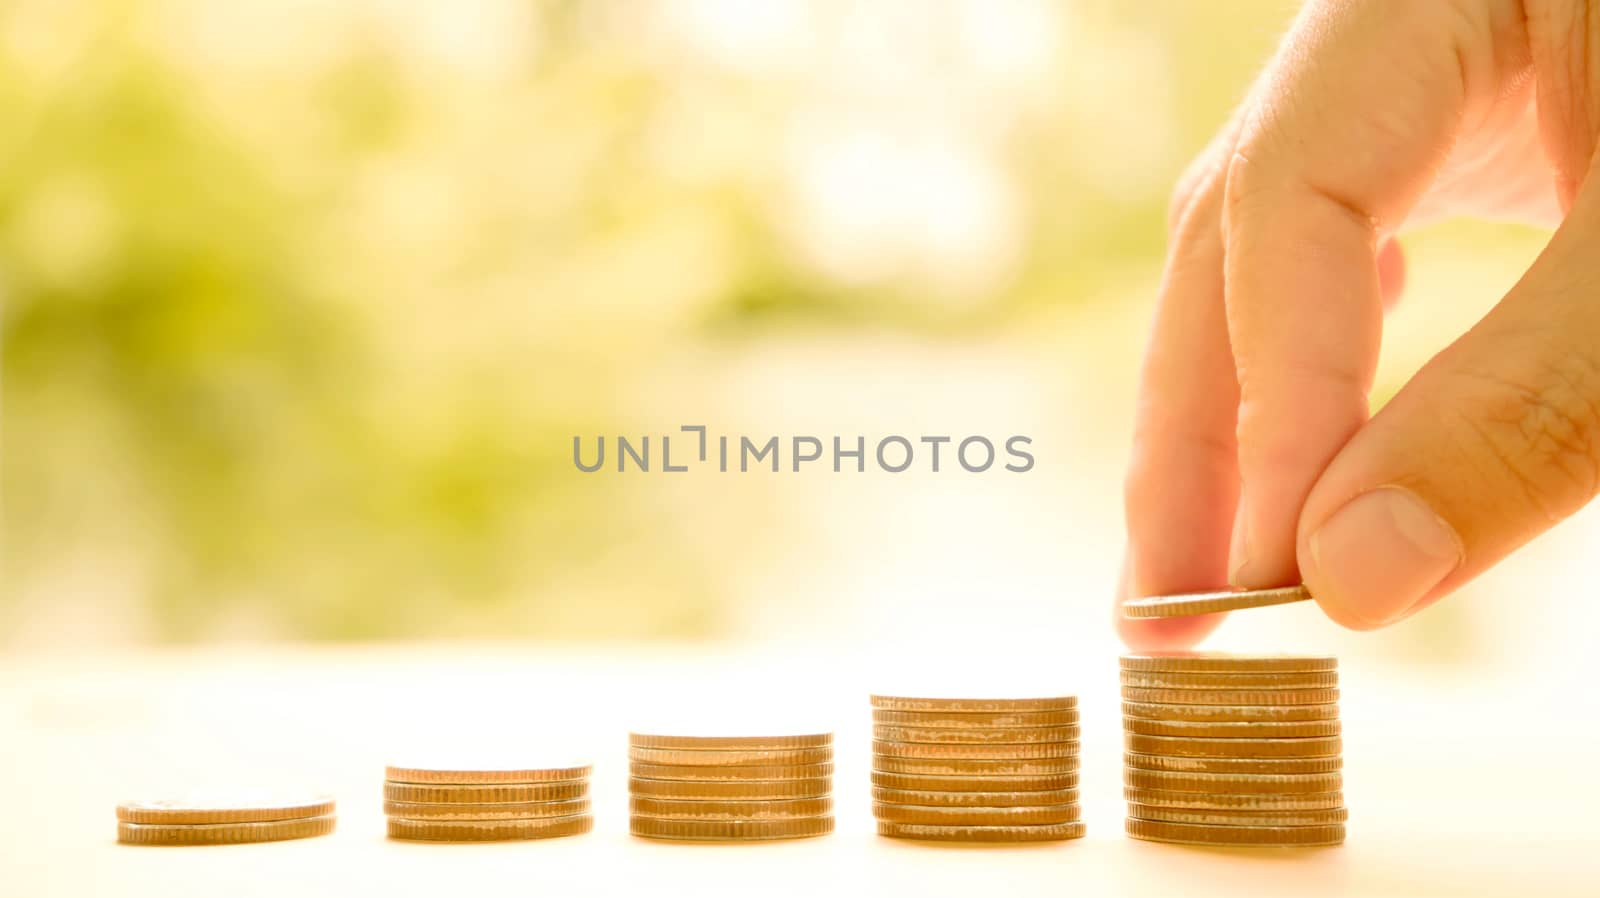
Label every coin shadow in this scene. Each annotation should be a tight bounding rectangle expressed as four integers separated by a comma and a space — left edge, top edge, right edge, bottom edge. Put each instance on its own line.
625, 835, 833, 848
876, 837, 1078, 854
1130, 842, 1344, 862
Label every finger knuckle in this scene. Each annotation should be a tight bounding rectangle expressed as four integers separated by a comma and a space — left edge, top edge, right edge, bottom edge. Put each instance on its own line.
1221, 137, 1274, 216
1454, 351, 1600, 520
1167, 159, 1218, 238
1166, 183, 1196, 237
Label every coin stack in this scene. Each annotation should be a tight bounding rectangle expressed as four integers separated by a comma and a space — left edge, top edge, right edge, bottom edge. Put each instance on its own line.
116, 794, 336, 845
383, 763, 594, 842
1120, 653, 1346, 847
870, 695, 1084, 843
627, 733, 835, 841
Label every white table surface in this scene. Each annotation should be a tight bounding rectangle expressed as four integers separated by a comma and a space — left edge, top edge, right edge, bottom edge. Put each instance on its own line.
3, 644, 1596, 897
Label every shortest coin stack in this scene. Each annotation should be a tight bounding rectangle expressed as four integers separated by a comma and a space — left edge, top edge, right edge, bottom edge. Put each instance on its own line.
870, 694, 1084, 843
1121, 653, 1346, 848
628, 733, 835, 841
384, 762, 594, 842
116, 793, 337, 846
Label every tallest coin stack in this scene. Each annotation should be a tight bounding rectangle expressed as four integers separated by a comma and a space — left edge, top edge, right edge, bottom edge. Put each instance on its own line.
1120, 653, 1347, 847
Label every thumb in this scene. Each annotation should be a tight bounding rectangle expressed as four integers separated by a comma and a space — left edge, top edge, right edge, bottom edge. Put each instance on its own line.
1295, 167, 1600, 630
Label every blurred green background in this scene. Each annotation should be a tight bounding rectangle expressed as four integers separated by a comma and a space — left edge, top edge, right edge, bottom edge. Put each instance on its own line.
0, 1, 1569, 654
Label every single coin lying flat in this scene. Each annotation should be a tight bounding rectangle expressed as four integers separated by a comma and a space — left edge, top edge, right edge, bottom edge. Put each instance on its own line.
871, 739, 1078, 761
387, 815, 592, 842
1123, 786, 1345, 811
874, 755, 1081, 776
1121, 700, 1340, 723
1125, 817, 1345, 847
1123, 751, 1342, 775
876, 820, 1086, 842
627, 796, 833, 820
383, 781, 588, 804
871, 709, 1079, 728
627, 761, 833, 782
628, 746, 832, 767
381, 798, 590, 820
869, 695, 1078, 713
1122, 585, 1313, 619
872, 786, 1079, 808
384, 763, 592, 785
1121, 717, 1341, 739
627, 733, 831, 750
118, 815, 336, 846
1129, 804, 1349, 827
626, 776, 832, 800
872, 724, 1081, 745
628, 815, 833, 841
116, 794, 335, 825
870, 770, 1080, 793
1119, 670, 1340, 690
1120, 653, 1337, 674
872, 802, 1081, 826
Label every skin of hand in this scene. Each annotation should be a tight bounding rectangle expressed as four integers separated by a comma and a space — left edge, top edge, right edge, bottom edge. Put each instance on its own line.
1119, 0, 1600, 649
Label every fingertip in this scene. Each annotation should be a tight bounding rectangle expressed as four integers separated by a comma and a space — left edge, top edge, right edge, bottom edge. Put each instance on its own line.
1307, 593, 1389, 632
1377, 238, 1406, 312
1298, 485, 1463, 632
1116, 613, 1226, 652
1113, 555, 1227, 650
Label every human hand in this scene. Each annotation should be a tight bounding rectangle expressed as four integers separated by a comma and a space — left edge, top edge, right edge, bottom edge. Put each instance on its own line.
1119, 0, 1600, 649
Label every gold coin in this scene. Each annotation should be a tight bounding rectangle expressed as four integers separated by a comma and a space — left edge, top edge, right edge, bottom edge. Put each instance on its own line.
871, 770, 1079, 792
116, 794, 335, 825
1122, 585, 1312, 619
628, 733, 832, 750
1120, 653, 1337, 674
387, 814, 592, 842
874, 755, 1080, 776
384, 764, 591, 785
117, 815, 336, 846
1122, 717, 1341, 739
628, 746, 832, 767
1124, 752, 1342, 775
383, 781, 589, 804
1121, 687, 1339, 706
1125, 817, 1344, 847
872, 709, 1079, 728
870, 695, 1078, 713
872, 786, 1079, 807
1119, 670, 1339, 690
872, 739, 1078, 761
1125, 733, 1342, 759
627, 777, 831, 800
876, 821, 1086, 842
628, 761, 833, 781
1122, 701, 1339, 722
1124, 768, 1343, 794
1129, 804, 1349, 827
383, 798, 590, 820
628, 796, 833, 820
873, 802, 1081, 826
1123, 787, 1344, 810
629, 815, 833, 841
872, 724, 1081, 745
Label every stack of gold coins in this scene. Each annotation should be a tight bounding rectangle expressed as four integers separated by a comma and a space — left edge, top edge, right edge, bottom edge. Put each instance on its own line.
870, 695, 1084, 843
627, 733, 835, 841
1121, 653, 1346, 847
383, 763, 593, 842
116, 794, 336, 845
